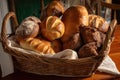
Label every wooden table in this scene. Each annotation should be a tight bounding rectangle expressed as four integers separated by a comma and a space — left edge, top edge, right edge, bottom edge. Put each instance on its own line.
1, 25, 120, 80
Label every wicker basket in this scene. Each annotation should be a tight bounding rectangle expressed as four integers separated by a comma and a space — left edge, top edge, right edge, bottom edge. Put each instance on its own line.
1, 12, 117, 77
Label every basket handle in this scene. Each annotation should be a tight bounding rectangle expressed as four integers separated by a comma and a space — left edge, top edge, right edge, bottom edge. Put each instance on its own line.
1, 12, 18, 48
99, 19, 117, 56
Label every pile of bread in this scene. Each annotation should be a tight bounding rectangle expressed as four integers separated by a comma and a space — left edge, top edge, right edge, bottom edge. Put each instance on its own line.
15, 0, 109, 58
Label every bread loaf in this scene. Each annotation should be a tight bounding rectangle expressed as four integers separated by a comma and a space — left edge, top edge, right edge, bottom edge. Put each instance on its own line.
61, 5, 89, 42
78, 42, 98, 58
15, 16, 41, 41
41, 16, 65, 41
46, 0, 64, 17
40, 0, 65, 21
20, 38, 55, 55
80, 26, 102, 47
88, 14, 109, 33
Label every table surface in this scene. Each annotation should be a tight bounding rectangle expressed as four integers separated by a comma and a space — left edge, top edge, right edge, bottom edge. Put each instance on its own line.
1, 25, 120, 80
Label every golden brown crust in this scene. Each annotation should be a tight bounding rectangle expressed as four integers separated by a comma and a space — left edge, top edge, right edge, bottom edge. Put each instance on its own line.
46, 1, 64, 17
41, 0, 65, 21
61, 5, 89, 42
20, 38, 55, 54
41, 16, 65, 41
88, 14, 109, 33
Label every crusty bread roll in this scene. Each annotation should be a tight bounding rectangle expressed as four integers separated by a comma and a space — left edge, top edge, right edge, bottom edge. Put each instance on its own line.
41, 0, 65, 21
46, 0, 64, 17
41, 16, 65, 41
20, 38, 55, 54
63, 33, 82, 50
80, 26, 102, 47
61, 5, 89, 42
78, 42, 98, 58
15, 16, 41, 41
88, 14, 109, 33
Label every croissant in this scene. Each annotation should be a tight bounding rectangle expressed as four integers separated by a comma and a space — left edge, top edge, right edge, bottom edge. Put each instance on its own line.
20, 38, 55, 55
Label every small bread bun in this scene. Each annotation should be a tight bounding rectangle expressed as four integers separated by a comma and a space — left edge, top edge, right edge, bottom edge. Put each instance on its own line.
15, 16, 41, 41
61, 5, 89, 42
46, 0, 65, 17
41, 16, 65, 41
80, 26, 102, 47
88, 14, 109, 33
63, 33, 82, 50
20, 38, 55, 55
41, 0, 65, 21
78, 42, 98, 58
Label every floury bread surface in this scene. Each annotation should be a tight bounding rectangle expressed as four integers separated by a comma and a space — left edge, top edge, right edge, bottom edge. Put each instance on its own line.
15, 16, 41, 41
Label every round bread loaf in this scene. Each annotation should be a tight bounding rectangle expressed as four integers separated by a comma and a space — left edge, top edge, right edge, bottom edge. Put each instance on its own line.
61, 5, 89, 42
41, 0, 65, 21
15, 16, 41, 41
88, 14, 109, 33
80, 26, 102, 47
41, 16, 65, 41
46, 0, 64, 17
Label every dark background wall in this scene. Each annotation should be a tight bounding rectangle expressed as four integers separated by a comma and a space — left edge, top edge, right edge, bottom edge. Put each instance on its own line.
13, 0, 51, 24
